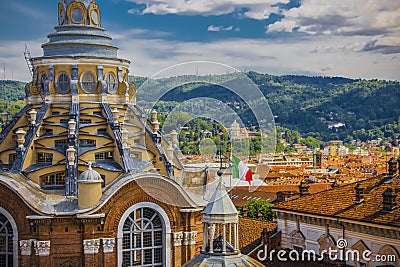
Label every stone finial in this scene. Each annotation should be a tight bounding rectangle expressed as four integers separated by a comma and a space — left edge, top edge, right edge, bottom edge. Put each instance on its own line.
170, 130, 179, 147
121, 128, 129, 147
167, 144, 174, 161
34, 240, 50, 256
68, 119, 76, 135
151, 109, 158, 122
66, 146, 76, 166
153, 121, 160, 133
28, 109, 37, 124
16, 128, 26, 148
83, 239, 101, 254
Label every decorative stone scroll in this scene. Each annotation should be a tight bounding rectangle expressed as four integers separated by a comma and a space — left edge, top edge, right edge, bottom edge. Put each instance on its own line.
83, 239, 101, 254
102, 238, 115, 253
173, 232, 183, 247
183, 231, 198, 246
34, 240, 51, 256
20, 240, 33, 256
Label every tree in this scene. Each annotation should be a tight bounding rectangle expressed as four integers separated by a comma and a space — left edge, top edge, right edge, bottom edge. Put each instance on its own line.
244, 199, 276, 222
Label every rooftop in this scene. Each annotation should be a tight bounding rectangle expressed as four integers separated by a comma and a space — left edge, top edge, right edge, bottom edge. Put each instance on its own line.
274, 173, 400, 227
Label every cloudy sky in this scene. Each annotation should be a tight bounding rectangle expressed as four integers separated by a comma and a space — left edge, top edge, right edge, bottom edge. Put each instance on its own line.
0, 0, 399, 82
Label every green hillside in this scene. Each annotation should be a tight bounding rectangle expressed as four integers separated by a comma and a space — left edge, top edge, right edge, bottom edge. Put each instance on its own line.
1, 74, 399, 142
0, 80, 26, 116
132, 72, 400, 142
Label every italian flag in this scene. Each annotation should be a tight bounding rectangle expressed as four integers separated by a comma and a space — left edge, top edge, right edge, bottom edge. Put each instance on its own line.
231, 155, 252, 184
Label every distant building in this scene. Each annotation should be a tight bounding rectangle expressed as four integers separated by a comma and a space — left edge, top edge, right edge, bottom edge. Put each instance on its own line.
274, 158, 400, 267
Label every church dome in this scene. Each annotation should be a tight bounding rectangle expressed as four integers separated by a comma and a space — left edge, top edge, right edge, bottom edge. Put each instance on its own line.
78, 163, 103, 183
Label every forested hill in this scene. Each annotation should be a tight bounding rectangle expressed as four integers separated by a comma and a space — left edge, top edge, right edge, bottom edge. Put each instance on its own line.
1, 73, 399, 142
0, 80, 26, 115
133, 72, 400, 141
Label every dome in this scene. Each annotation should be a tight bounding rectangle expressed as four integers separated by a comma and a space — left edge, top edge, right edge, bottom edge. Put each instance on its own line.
78, 163, 103, 183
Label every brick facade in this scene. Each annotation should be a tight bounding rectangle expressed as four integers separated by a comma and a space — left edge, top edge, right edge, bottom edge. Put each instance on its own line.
1, 179, 203, 266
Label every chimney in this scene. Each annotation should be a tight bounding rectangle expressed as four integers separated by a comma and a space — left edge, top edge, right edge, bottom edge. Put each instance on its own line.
388, 157, 397, 176
382, 188, 397, 212
331, 179, 340, 189
354, 184, 364, 204
299, 180, 310, 197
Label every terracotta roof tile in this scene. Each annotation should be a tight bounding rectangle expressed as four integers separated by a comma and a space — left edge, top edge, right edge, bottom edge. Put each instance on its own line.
275, 174, 400, 227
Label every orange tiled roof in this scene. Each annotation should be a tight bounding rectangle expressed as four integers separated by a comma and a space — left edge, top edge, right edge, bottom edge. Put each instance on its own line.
274, 174, 400, 227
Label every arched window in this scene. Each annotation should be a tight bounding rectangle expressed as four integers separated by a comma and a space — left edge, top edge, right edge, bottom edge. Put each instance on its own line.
56, 72, 71, 94
118, 202, 171, 267
105, 72, 118, 94
122, 207, 164, 266
0, 209, 17, 267
80, 71, 97, 93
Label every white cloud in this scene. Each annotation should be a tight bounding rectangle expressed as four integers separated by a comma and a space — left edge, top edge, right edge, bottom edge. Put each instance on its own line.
126, 0, 290, 19
208, 25, 234, 32
267, 0, 400, 37
0, 39, 44, 82
4, 27, 399, 83
114, 33, 400, 81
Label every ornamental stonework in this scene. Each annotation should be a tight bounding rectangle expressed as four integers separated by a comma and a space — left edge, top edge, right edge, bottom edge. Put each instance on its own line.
20, 240, 33, 256
183, 231, 198, 246
102, 238, 115, 253
173, 232, 183, 247
83, 239, 101, 254
34, 240, 51, 256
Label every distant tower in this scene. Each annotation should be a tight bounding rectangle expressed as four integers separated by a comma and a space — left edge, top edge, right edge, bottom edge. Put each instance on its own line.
230, 120, 240, 139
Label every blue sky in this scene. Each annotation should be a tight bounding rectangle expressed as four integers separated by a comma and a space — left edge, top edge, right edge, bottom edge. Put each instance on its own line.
0, 0, 399, 81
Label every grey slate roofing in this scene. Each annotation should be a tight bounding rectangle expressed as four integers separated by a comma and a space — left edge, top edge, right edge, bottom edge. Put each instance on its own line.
203, 177, 238, 217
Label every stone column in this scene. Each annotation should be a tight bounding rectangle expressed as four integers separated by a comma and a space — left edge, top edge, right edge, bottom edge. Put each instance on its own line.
209, 224, 215, 254
202, 224, 208, 253
229, 223, 232, 244
222, 224, 227, 253
234, 223, 239, 250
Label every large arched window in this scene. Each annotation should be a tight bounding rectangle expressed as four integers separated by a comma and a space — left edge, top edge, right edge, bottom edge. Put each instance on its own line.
122, 208, 163, 266
0, 208, 17, 266
118, 202, 171, 267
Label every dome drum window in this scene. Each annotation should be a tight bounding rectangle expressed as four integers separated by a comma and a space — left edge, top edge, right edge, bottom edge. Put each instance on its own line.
56, 72, 71, 94
105, 72, 118, 94
68, 2, 87, 25
80, 71, 98, 93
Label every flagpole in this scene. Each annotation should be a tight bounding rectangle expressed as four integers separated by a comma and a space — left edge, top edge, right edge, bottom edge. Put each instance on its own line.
230, 150, 232, 198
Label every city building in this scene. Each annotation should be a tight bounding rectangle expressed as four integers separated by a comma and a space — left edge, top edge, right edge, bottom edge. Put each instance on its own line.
274, 158, 400, 267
